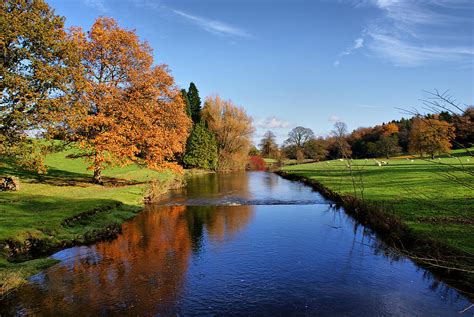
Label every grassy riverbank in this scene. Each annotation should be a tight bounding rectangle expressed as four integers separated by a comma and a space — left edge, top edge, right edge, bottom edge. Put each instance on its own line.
0, 147, 177, 296
281, 149, 474, 277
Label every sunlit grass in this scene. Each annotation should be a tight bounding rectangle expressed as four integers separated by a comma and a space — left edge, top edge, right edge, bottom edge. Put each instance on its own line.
282, 148, 474, 255
0, 146, 174, 295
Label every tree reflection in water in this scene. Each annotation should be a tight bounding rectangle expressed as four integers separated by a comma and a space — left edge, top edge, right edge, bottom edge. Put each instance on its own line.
4, 204, 254, 316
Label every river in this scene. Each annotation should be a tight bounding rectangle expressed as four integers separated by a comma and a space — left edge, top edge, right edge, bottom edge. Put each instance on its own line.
0, 172, 471, 316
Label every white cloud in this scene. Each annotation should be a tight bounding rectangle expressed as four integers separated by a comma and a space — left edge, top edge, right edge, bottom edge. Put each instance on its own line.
367, 31, 473, 66
342, 37, 364, 56
172, 10, 251, 38
334, 37, 364, 66
256, 117, 291, 129
82, 0, 107, 12
329, 115, 341, 123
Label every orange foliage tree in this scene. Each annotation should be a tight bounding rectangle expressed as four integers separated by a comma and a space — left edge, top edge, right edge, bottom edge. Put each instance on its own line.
381, 122, 399, 136
201, 95, 254, 170
409, 118, 455, 159
69, 18, 191, 183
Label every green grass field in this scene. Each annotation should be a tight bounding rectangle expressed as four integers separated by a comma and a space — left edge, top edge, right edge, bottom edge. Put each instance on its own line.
282, 149, 474, 255
0, 146, 174, 294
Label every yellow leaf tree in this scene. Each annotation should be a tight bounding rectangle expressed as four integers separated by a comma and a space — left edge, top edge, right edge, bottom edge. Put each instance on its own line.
409, 117, 455, 159
201, 95, 254, 170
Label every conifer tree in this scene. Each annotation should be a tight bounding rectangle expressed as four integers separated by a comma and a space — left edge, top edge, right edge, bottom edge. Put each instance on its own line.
183, 122, 218, 170
187, 82, 201, 123
181, 89, 192, 118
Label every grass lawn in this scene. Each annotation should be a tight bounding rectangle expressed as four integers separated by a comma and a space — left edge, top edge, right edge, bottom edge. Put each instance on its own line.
0, 145, 175, 295
282, 148, 474, 255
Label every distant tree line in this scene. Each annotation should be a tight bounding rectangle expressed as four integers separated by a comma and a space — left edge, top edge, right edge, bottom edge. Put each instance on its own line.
258, 103, 473, 161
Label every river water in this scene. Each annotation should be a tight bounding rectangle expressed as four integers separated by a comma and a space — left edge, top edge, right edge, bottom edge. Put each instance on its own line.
1, 172, 472, 316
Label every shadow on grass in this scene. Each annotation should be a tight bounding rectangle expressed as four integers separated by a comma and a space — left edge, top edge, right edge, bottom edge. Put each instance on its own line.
0, 159, 92, 186
0, 160, 139, 187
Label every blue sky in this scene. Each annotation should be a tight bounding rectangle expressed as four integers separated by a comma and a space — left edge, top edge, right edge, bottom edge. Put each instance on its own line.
49, 0, 473, 144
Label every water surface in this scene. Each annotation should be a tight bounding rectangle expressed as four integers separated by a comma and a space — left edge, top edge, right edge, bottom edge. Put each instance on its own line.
1, 172, 471, 316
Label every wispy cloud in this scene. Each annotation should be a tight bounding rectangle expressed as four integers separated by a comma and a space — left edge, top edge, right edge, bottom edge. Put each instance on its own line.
172, 10, 251, 38
256, 117, 291, 129
82, 0, 107, 13
367, 31, 473, 66
361, 0, 474, 66
329, 115, 341, 123
334, 37, 364, 66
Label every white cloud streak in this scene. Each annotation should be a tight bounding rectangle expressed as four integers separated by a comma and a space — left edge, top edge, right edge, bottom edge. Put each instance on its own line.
365, 0, 474, 66
329, 115, 341, 123
256, 117, 291, 129
172, 10, 251, 38
334, 37, 364, 66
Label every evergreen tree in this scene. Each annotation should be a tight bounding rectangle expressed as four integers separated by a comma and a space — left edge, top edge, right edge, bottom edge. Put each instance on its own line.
187, 82, 201, 123
181, 89, 192, 117
183, 122, 218, 170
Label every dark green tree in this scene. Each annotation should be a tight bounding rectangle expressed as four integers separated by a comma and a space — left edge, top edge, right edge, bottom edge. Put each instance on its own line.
181, 88, 192, 117
375, 135, 401, 159
183, 122, 218, 170
187, 82, 201, 123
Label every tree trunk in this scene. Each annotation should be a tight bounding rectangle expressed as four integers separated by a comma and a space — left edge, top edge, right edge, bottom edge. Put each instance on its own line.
431, 153, 435, 159
93, 166, 102, 184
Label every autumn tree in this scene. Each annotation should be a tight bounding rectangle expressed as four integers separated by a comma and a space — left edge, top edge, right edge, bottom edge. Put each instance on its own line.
69, 18, 191, 183
381, 122, 399, 137
303, 138, 328, 161
0, 0, 82, 172
248, 145, 259, 156
187, 82, 201, 123
201, 95, 254, 170
409, 118, 454, 159
259, 131, 278, 158
331, 121, 352, 158
183, 122, 218, 170
454, 106, 474, 148
374, 123, 401, 158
